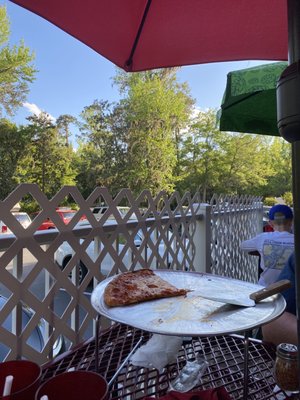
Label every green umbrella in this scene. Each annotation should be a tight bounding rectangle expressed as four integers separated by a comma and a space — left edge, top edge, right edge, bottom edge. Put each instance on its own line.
219, 62, 288, 136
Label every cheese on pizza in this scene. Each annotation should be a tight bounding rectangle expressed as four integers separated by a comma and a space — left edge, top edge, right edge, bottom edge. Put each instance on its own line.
104, 269, 188, 307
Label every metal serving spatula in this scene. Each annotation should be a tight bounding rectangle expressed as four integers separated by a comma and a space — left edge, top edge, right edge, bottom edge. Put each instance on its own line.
194, 279, 291, 307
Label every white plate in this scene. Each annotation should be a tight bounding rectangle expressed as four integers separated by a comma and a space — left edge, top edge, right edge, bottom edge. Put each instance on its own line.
91, 270, 286, 336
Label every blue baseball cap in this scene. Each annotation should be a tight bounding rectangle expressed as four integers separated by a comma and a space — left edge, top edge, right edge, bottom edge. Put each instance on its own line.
269, 204, 293, 220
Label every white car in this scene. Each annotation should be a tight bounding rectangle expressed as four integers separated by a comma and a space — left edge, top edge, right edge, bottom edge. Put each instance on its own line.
0, 212, 32, 234
0, 294, 64, 361
54, 230, 186, 282
14, 212, 32, 229
92, 206, 137, 221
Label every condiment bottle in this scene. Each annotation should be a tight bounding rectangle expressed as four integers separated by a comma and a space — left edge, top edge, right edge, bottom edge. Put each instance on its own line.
274, 343, 299, 393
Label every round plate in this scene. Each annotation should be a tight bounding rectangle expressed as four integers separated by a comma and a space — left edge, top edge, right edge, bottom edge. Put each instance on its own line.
91, 270, 286, 336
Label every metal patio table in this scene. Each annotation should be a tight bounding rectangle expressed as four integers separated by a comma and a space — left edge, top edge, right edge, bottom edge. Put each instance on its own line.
88, 270, 287, 399
41, 323, 291, 399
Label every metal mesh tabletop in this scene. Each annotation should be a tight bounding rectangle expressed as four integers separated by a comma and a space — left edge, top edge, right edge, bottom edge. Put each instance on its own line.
41, 323, 287, 399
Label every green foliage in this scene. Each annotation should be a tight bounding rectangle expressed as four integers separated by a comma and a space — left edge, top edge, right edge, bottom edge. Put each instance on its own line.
260, 138, 292, 197
75, 70, 194, 197
217, 133, 272, 195
0, 6, 9, 46
283, 192, 293, 206
56, 114, 78, 146
175, 110, 273, 199
0, 118, 31, 199
114, 69, 194, 196
75, 100, 125, 197
14, 112, 77, 198
0, 38, 293, 200
264, 197, 276, 206
19, 199, 39, 215
176, 109, 225, 199
0, 5, 36, 116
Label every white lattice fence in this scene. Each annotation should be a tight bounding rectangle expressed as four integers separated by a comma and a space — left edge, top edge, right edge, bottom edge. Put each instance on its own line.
210, 194, 263, 282
0, 184, 206, 365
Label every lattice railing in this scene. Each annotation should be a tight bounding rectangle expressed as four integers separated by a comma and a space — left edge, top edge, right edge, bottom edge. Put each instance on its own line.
0, 184, 261, 365
210, 194, 263, 282
0, 185, 207, 365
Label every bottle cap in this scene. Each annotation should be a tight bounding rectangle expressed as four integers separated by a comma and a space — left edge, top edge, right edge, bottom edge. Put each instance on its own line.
276, 343, 298, 360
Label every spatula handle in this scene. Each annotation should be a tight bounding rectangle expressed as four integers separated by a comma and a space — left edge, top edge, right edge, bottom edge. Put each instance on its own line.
249, 279, 291, 303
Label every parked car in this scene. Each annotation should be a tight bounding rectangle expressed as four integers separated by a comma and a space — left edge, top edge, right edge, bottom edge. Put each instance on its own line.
0, 212, 32, 235
54, 229, 186, 283
263, 207, 274, 232
0, 220, 9, 234
92, 206, 137, 221
0, 295, 64, 361
32, 208, 86, 230
14, 212, 32, 229
263, 220, 274, 232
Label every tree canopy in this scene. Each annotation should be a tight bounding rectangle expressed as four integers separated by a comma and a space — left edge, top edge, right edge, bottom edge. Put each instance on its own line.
0, 5, 36, 116
15, 113, 77, 198
0, 18, 293, 204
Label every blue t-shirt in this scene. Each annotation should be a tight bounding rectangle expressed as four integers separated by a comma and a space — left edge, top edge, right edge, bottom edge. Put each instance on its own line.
277, 253, 296, 315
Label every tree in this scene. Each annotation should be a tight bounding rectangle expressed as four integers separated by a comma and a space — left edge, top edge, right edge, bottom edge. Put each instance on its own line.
75, 100, 126, 197
283, 191, 293, 206
177, 109, 278, 198
218, 133, 273, 195
15, 112, 77, 197
114, 69, 194, 195
75, 70, 194, 197
177, 109, 226, 199
0, 119, 30, 199
0, 6, 36, 116
261, 137, 292, 197
56, 114, 77, 146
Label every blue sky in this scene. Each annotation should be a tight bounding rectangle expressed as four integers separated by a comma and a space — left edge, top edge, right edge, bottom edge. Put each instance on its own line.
5, 1, 272, 146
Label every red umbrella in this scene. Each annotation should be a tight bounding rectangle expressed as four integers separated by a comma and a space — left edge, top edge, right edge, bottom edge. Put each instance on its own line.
9, 0, 300, 358
10, 0, 288, 72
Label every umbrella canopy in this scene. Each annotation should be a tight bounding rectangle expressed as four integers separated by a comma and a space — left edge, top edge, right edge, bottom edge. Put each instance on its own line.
10, 0, 288, 72
219, 62, 288, 136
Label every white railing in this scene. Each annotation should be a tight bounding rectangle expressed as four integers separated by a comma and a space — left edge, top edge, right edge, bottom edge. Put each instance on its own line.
0, 184, 262, 365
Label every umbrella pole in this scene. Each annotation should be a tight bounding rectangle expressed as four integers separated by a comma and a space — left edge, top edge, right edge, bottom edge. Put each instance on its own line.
291, 143, 300, 346
288, 0, 300, 362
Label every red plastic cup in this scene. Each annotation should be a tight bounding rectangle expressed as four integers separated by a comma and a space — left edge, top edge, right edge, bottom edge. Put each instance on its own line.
35, 371, 109, 400
0, 360, 41, 400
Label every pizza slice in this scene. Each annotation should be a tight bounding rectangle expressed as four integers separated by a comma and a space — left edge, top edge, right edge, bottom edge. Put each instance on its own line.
104, 269, 188, 307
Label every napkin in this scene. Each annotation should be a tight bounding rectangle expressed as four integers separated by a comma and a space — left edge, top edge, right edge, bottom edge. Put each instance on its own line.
130, 334, 183, 372
272, 385, 295, 399
143, 387, 232, 399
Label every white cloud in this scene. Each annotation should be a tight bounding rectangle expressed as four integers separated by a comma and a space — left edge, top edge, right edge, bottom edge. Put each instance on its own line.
23, 102, 56, 123
192, 105, 211, 116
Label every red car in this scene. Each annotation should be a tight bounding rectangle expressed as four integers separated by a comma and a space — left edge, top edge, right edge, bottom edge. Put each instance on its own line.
32, 208, 85, 230
263, 208, 274, 232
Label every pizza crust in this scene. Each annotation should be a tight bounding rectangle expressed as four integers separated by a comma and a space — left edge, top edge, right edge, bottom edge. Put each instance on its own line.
104, 269, 188, 307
